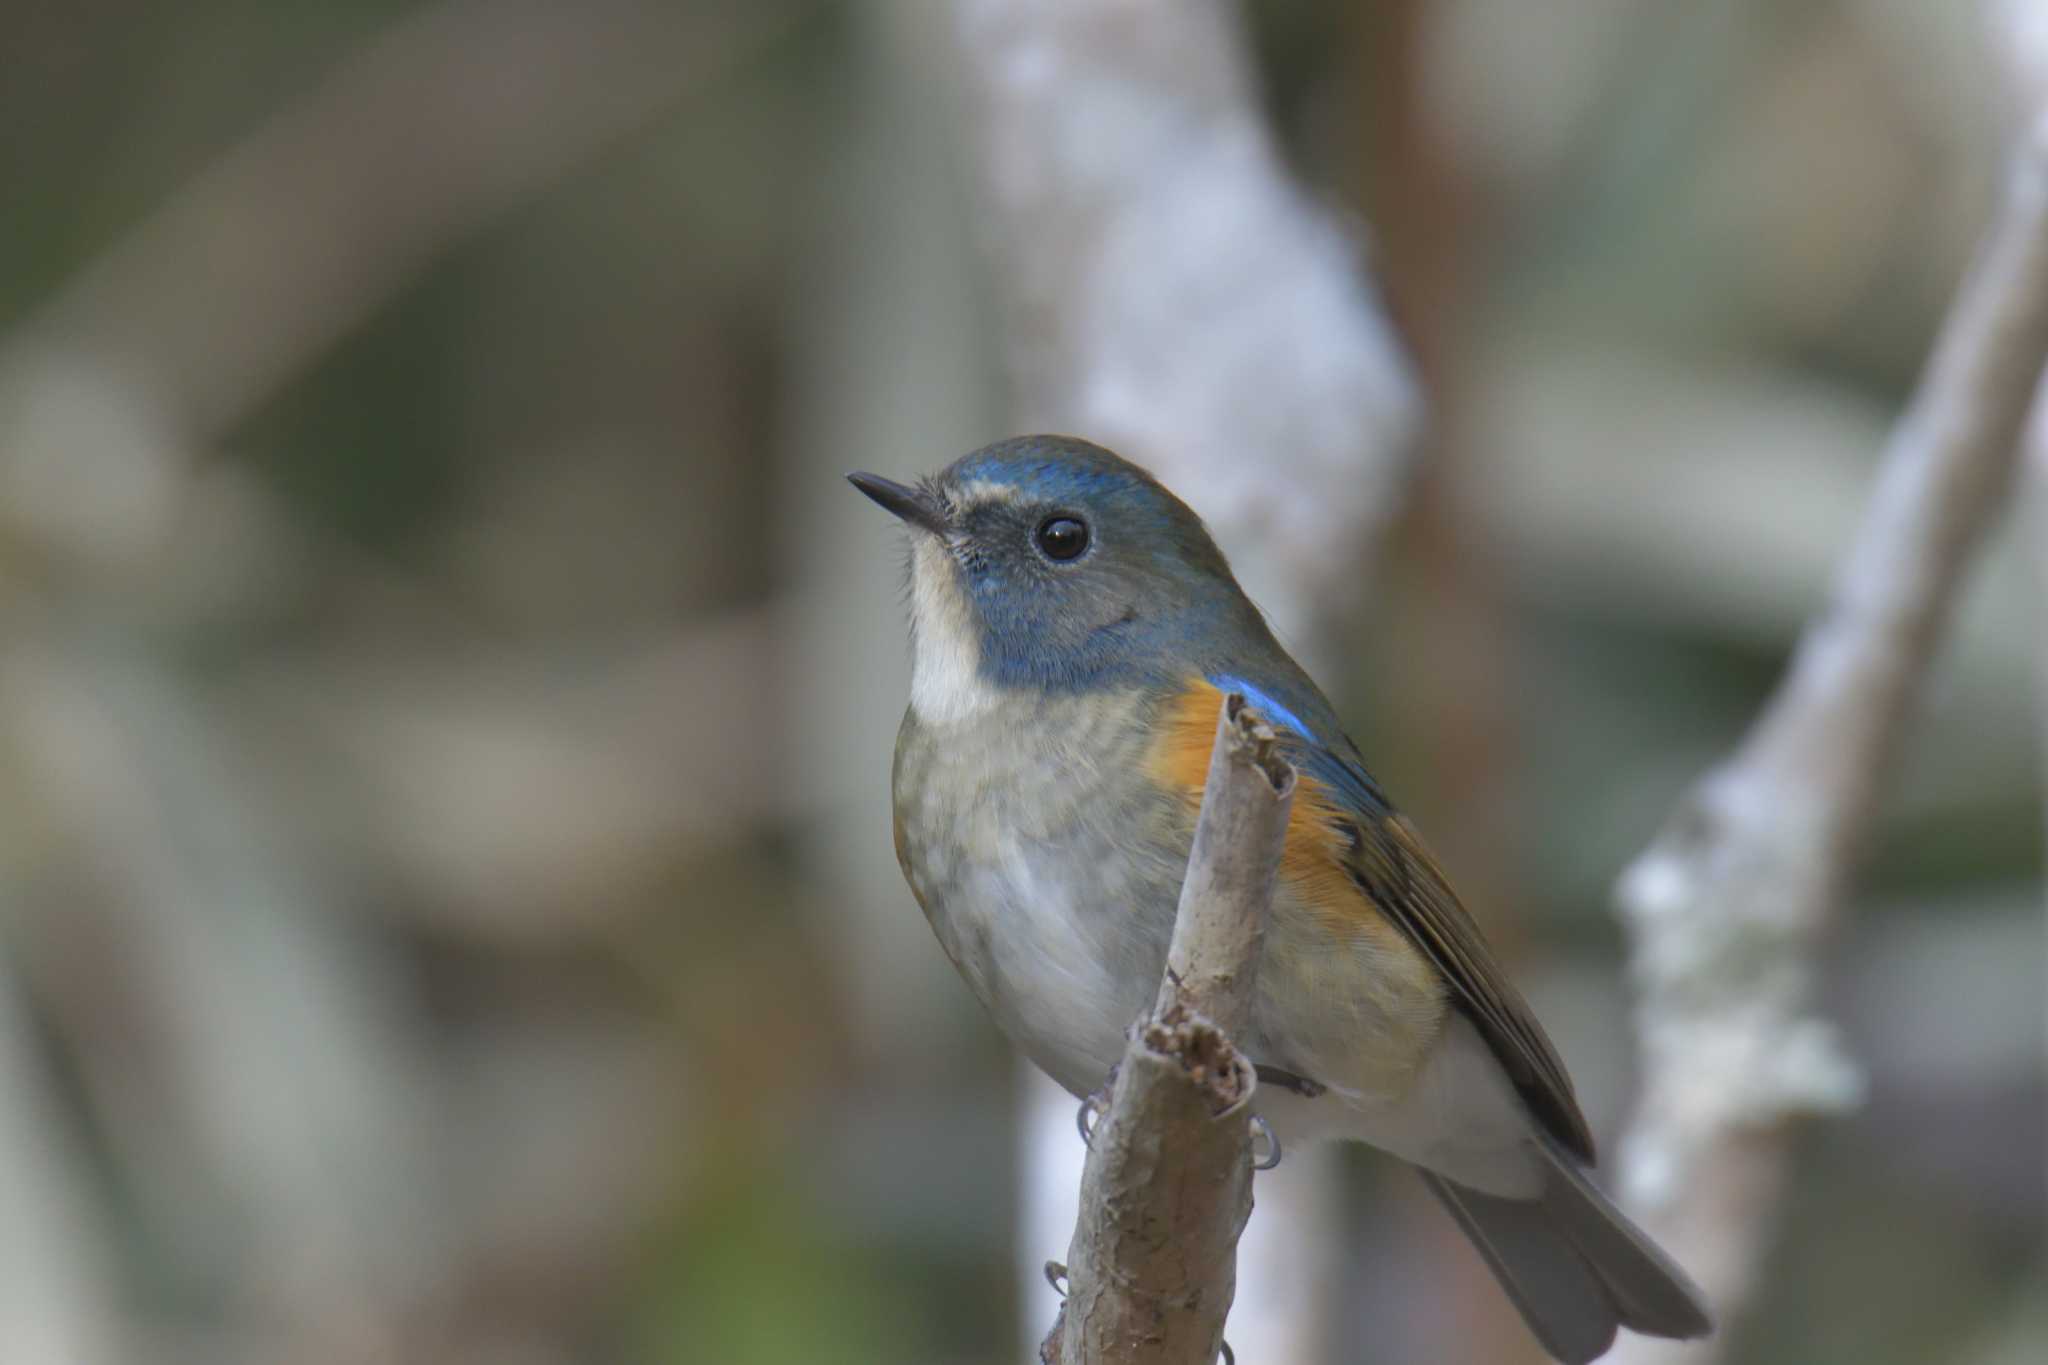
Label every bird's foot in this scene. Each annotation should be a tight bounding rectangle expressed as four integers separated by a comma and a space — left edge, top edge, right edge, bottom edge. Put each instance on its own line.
1075, 1064, 1119, 1147
1249, 1113, 1281, 1170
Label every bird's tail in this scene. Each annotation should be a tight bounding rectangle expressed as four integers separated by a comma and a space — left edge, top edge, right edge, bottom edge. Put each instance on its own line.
1420, 1135, 1713, 1364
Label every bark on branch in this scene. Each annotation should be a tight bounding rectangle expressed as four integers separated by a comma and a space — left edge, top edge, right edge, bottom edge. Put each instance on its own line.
1043, 696, 1295, 1365
1603, 110, 2048, 1363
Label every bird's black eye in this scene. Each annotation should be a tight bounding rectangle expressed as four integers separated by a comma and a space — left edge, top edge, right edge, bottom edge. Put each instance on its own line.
1034, 515, 1089, 562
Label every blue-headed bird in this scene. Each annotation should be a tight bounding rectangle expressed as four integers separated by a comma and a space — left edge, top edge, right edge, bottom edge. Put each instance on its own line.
851, 435, 1711, 1363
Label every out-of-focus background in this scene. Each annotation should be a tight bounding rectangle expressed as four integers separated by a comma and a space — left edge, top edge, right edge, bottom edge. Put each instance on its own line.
0, 2, 2041, 1362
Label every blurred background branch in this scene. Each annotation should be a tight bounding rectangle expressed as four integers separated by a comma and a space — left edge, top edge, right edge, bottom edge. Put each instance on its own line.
1606, 13, 2048, 1357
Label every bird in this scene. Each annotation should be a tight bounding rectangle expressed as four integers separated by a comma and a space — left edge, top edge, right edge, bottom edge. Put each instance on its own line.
850, 434, 1712, 1364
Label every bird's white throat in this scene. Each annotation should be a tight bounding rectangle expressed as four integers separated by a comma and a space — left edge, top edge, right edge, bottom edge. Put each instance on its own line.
907, 534, 1001, 726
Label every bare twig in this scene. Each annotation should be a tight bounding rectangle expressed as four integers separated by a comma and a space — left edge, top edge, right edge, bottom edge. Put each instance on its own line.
1605, 100, 2048, 1362
1159, 698, 1297, 1032
1046, 697, 1295, 1365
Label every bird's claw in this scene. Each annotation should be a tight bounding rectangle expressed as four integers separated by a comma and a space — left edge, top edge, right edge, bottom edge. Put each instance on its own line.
1075, 1065, 1119, 1147
1250, 1114, 1281, 1170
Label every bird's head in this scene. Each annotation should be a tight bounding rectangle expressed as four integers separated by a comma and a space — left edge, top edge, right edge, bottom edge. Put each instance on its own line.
850, 435, 1265, 724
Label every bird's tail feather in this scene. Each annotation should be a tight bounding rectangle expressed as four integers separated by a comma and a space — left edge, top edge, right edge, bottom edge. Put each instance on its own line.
1421, 1136, 1712, 1364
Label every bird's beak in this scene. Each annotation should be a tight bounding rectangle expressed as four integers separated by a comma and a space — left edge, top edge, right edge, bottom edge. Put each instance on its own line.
847, 472, 950, 537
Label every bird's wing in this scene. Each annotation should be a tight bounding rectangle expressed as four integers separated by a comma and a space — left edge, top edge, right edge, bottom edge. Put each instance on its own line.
1293, 738, 1598, 1163
1172, 673, 1596, 1161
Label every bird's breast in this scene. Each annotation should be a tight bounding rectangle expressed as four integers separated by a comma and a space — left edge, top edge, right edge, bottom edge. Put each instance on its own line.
892, 688, 1194, 1093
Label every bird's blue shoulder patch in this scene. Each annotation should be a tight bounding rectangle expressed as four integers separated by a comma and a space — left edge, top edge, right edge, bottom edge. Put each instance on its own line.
1203, 669, 1392, 820
1206, 672, 1318, 745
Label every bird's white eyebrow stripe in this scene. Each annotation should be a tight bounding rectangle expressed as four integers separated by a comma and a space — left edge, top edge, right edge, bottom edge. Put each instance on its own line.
953, 479, 1019, 508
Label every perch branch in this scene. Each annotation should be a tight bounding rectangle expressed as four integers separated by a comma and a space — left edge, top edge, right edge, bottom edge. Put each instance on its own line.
1044, 697, 1295, 1365
1604, 103, 2048, 1362
1159, 697, 1297, 1032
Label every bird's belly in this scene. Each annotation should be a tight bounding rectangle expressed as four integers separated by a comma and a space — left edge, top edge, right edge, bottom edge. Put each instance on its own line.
935, 826, 1175, 1094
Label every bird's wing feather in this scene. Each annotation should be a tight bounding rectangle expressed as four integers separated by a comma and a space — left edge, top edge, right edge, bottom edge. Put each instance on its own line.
1179, 672, 1595, 1160
1292, 738, 1597, 1162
